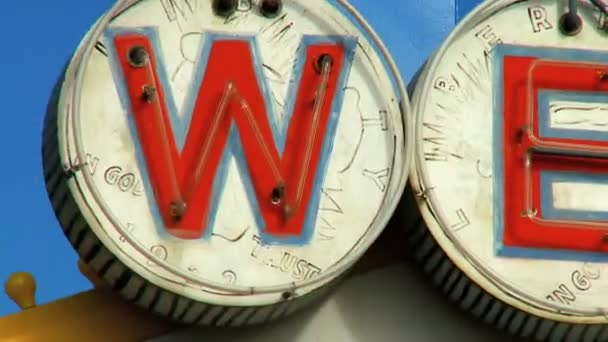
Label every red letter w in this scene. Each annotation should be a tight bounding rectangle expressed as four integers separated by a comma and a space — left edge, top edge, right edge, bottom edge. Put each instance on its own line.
106, 28, 356, 244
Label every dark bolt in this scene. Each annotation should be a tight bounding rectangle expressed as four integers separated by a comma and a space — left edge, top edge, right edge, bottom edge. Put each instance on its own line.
213, 0, 238, 17
282, 204, 294, 219
599, 71, 608, 81
259, 0, 282, 18
559, 13, 582, 36
281, 291, 292, 300
142, 85, 156, 102
314, 54, 333, 74
169, 201, 187, 221
515, 125, 529, 143
271, 182, 286, 204
127, 46, 149, 68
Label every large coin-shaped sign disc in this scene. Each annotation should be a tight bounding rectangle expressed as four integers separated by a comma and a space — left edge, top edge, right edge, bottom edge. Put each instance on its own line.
42, 0, 411, 326
410, 0, 608, 339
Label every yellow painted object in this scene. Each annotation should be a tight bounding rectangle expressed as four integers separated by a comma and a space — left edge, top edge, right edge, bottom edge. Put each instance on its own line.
0, 262, 178, 342
0, 289, 178, 342
0, 225, 406, 342
5, 273, 37, 310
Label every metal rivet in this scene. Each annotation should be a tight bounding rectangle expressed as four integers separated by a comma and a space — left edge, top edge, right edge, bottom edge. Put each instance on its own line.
282, 204, 294, 219
213, 0, 238, 17
516, 125, 529, 143
259, 0, 282, 18
559, 13, 582, 36
127, 46, 149, 68
271, 183, 285, 205
169, 201, 187, 221
314, 54, 333, 73
142, 85, 156, 102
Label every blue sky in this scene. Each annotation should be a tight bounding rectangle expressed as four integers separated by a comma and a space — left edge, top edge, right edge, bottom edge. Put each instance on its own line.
0, 0, 479, 316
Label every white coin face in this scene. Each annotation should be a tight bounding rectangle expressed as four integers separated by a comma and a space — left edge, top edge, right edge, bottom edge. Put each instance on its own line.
55, 0, 410, 307
412, 0, 608, 321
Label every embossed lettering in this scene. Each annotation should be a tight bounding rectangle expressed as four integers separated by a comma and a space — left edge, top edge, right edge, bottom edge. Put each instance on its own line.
103, 166, 144, 196
250, 235, 322, 280
528, 6, 553, 33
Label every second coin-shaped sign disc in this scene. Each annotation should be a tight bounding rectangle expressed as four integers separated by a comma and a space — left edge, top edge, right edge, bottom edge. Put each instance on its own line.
410, 0, 608, 340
